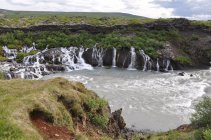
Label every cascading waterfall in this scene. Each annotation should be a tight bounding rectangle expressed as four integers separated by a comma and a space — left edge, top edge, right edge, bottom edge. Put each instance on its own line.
112, 47, 117, 67
140, 49, 152, 71
21, 45, 36, 53
60, 47, 93, 71
2, 46, 17, 59
156, 59, 160, 72
92, 46, 105, 67
165, 59, 170, 71
61, 47, 78, 71
128, 47, 136, 70
1, 45, 177, 80
23, 52, 48, 79
77, 47, 93, 70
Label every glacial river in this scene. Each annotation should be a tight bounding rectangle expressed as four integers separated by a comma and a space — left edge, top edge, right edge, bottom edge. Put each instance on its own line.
42, 68, 211, 131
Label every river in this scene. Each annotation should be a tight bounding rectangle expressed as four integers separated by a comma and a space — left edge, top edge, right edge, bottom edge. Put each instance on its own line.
42, 68, 211, 131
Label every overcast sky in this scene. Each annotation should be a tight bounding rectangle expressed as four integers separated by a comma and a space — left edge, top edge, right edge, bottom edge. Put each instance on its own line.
0, 0, 210, 20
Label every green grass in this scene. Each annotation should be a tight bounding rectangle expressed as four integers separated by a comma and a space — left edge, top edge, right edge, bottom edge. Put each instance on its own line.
0, 72, 5, 79
0, 119, 24, 140
175, 56, 192, 65
0, 9, 153, 28
0, 78, 112, 139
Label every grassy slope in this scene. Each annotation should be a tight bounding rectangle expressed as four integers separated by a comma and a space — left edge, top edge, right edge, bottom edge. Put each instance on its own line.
0, 78, 111, 140
0, 9, 152, 27
0, 9, 145, 18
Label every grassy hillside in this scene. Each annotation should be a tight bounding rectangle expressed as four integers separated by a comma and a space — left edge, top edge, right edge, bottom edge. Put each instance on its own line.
0, 9, 151, 27
0, 78, 114, 140
0, 9, 145, 18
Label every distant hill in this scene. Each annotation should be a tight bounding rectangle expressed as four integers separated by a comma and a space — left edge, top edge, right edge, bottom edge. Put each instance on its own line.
0, 9, 146, 19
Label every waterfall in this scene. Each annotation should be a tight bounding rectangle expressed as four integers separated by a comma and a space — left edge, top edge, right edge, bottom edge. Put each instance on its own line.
61, 47, 77, 71
112, 47, 117, 67
156, 59, 160, 72
2, 46, 17, 59
128, 47, 136, 70
140, 50, 151, 71
21, 45, 36, 53
165, 59, 170, 71
77, 47, 93, 70
61, 47, 93, 71
22, 52, 48, 79
92, 46, 105, 67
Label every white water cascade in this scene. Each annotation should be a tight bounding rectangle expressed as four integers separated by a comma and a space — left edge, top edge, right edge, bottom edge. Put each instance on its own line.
165, 59, 172, 71
21, 45, 36, 53
2, 46, 17, 59
127, 47, 136, 70
61, 47, 93, 71
23, 52, 48, 79
156, 59, 160, 72
112, 47, 117, 67
140, 50, 152, 71
77, 47, 93, 70
92, 46, 105, 67
61, 47, 77, 71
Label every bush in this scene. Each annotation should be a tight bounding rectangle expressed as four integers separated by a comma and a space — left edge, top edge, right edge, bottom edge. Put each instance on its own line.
191, 97, 211, 128
175, 56, 192, 65
88, 113, 109, 128
203, 129, 211, 140
86, 97, 107, 112
0, 56, 7, 62
16, 50, 38, 63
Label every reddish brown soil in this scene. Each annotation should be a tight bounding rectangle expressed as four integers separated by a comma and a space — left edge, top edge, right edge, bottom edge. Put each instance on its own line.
31, 116, 74, 140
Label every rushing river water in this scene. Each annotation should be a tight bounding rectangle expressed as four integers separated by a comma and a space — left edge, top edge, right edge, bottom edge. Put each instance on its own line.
42, 68, 211, 131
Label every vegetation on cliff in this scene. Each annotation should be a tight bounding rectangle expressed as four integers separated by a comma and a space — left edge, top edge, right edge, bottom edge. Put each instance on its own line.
0, 29, 180, 59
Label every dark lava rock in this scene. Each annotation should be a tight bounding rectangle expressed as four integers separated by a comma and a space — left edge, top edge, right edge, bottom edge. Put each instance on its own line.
108, 108, 126, 137
178, 72, 185, 76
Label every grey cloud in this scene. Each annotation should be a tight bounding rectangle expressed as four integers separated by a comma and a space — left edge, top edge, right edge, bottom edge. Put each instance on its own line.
154, 0, 211, 19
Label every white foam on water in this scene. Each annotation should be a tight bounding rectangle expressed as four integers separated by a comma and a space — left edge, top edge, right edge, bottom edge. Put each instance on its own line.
42, 68, 211, 131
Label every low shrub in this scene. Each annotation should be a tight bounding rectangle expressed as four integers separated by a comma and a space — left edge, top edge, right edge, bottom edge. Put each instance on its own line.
191, 97, 211, 128
175, 56, 192, 65
0, 56, 7, 62
86, 97, 107, 112
88, 113, 109, 128
16, 50, 38, 63
203, 129, 211, 140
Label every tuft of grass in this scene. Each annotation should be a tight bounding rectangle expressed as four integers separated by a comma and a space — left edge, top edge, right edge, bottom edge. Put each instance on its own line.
88, 113, 109, 128
86, 97, 108, 112
0, 71, 5, 79
0, 119, 24, 140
